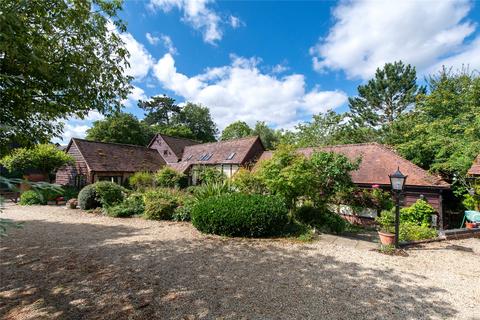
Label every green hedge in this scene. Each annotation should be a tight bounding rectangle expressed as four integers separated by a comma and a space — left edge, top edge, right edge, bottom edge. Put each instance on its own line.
143, 188, 190, 220
78, 184, 100, 210
191, 193, 288, 237
19, 190, 45, 205
295, 205, 346, 234
94, 181, 126, 207
106, 193, 144, 218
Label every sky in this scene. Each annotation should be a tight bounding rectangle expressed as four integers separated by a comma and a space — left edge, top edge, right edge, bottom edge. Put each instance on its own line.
58, 0, 480, 143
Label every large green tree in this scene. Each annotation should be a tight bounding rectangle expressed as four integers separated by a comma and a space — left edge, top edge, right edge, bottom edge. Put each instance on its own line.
138, 95, 181, 127
0, 0, 132, 153
173, 103, 217, 142
86, 113, 153, 146
220, 121, 253, 141
349, 61, 424, 128
252, 121, 280, 150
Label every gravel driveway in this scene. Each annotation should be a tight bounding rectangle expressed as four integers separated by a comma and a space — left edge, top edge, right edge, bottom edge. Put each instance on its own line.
1, 203, 479, 320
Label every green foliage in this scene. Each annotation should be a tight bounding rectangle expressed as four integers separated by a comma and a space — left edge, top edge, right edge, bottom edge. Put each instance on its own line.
129, 172, 155, 191
257, 145, 359, 208
399, 222, 437, 242
172, 196, 196, 221
192, 181, 234, 200
336, 187, 394, 212
195, 167, 226, 185
86, 113, 153, 146
1, 144, 74, 174
463, 182, 479, 211
191, 194, 289, 237
295, 205, 346, 234
400, 199, 435, 226
155, 167, 185, 188
19, 190, 45, 205
221, 121, 253, 141
349, 61, 424, 128
139, 97, 217, 142
78, 184, 100, 210
94, 181, 126, 207
0, 0, 131, 152
143, 188, 190, 220
106, 193, 144, 218
252, 121, 280, 150
231, 168, 268, 194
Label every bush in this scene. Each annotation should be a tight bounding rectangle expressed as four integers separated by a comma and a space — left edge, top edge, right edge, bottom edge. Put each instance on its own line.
195, 167, 226, 184
19, 190, 45, 205
94, 181, 126, 207
106, 193, 144, 218
129, 171, 155, 191
143, 188, 189, 220
191, 194, 289, 237
295, 205, 346, 234
231, 168, 268, 194
400, 199, 435, 226
78, 184, 100, 210
192, 181, 234, 200
172, 196, 196, 221
155, 167, 184, 188
399, 222, 437, 242
61, 186, 79, 201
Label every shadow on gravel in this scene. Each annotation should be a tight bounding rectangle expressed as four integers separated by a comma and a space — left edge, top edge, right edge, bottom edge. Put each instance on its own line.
0, 219, 458, 320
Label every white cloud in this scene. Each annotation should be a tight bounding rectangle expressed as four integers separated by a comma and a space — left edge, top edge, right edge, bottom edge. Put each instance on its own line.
146, 32, 160, 45
52, 123, 90, 145
311, 0, 478, 79
122, 85, 147, 108
229, 15, 244, 29
153, 53, 348, 129
121, 32, 155, 80
160, 34, 178, 55
148, 0, 236, 44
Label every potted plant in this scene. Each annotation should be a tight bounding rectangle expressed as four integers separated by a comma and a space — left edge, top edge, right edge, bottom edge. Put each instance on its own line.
465, 221, 477, 229
376, 209, 396, 245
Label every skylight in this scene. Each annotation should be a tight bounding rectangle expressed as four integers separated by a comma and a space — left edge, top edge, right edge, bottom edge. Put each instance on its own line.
226, 152, 236, 160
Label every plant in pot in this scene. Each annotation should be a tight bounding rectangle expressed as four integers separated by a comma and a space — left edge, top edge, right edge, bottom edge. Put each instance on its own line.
376, 209, 396, 245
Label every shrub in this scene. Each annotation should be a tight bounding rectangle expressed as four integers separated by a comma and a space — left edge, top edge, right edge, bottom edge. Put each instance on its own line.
231, 168, 268, 194
155, 167, 185, 188
61, 186, 79, 201
19, 190, 45, 205
400, 199, 435, 226
192, 181, 234, 200
143, 188, 189, 220
295, 205, 346, 234
195, 167, 226, 184
106, 193, 144, 218
129, 171, 155, 191
94, 181, 126, 207
399, 222, 437, 242
191, 194, 289, 237
172, 196, 196, 221
78, 184, 100, 210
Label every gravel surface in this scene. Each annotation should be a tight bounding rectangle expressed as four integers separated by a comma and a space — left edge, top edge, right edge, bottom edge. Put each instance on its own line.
1, 203, 479, 320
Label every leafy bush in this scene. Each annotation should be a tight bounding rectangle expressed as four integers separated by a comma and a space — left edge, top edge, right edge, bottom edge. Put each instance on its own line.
191, 194, 289, 237
106, 193, 144, 218
295, 205, 346, 234
399, 222, 437, 242
61, 186, 79, 201
143, 188, 189, 220
400, 199, 435, 226
172, 196, 196, 221
129, 171, 155, 191
195, 167, 226, 184
192, 181, 234, 200
94, 181, 126, 207
155, 167, 184, 188
231, 168, 268, 194
19, 190, 45, 205
0, 144, 74, 174
78, 184, 100, 210
337, 187, 393, 212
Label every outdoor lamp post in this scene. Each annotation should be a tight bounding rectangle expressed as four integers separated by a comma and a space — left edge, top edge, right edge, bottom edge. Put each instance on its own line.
389, 167, 407, 248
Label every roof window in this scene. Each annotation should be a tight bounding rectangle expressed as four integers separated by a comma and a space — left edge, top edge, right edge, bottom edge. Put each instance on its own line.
226, 152, 236, 160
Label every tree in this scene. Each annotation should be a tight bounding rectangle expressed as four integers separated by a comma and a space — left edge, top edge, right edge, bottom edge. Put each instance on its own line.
138, 95, 181, 127
0, 144, 74, 174
348, 61, 424, 128
174, 103, 217, 142
0, 0, 131, 153
252, 121, 280, 150
86, 113, 153, 146
221, 121, 253, 141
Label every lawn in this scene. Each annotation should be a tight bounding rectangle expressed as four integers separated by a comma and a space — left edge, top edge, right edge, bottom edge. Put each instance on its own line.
1, 203, 479, 320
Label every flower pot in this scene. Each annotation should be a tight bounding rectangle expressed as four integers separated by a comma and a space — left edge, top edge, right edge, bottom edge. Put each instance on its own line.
465, 222, 477, 229
378, 231, 395, 245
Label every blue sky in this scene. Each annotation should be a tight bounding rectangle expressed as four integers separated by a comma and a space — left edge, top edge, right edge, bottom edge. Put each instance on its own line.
59, 0, 480, 143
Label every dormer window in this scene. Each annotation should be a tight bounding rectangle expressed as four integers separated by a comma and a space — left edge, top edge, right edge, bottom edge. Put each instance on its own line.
226, 152, 236, 160
204, 153, 213, 161
186, 155, 193, 161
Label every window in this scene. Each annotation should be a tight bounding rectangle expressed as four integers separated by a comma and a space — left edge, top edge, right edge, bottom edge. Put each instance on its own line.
203, 153, 213, 161
198, 153, 206, 160
186, 155, 193, 161
226, 152, 236, 160
74, 175, 86, 189
163, 150, 168, 155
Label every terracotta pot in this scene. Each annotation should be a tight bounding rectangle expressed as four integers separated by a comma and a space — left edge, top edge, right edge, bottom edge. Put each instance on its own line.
465, 222, 477, 229
378, 231, 396, 245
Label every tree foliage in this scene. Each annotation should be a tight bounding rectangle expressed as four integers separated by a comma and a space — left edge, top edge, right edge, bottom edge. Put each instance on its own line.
0, 0, 132, 153
86, 112, 153, 146
221, 121, 253, 141
221, 120, 280, 149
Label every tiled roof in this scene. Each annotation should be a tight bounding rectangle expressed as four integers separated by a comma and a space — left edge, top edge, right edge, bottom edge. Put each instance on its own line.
256, 143, 449, 189
70, 138, 165, 172
468, 155, 480, 176
168, 136, 264, 172
148, 134, 200, 159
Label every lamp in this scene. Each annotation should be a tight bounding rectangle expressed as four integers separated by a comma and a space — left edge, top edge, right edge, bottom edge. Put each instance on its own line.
389, 167, 407, 248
